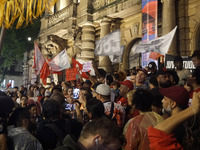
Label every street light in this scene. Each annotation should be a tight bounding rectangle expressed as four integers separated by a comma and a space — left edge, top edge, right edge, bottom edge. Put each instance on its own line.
27, 37, 31, 41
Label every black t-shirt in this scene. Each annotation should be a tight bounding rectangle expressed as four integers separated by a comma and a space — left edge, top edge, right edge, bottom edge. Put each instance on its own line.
36, 119, 82, 150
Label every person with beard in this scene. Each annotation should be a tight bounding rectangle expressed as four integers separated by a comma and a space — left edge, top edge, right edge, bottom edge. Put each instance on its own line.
174, 56, 191, 86
159, 86, 190, 146
7, 108, 43, 150
157, 69, 174, 88
148, 92, 200, 150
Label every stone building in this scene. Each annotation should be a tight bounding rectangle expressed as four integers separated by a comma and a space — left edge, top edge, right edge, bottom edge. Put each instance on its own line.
0, 60, 23, 90
25, 0, 200, 84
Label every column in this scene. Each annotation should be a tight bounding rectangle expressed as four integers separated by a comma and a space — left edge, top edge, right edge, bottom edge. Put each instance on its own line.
81, 22, 95, 61
99, 18, 112, 73
162, 0, 177, 55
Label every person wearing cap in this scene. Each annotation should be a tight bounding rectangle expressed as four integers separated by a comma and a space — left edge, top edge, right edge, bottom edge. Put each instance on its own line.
148, 92, 200, 150
157, 69, 174, 88
116, 80, 134, 108
159, 86, 190, 146
95, 84, 125, 127
147, 62, 157, 78
160, 86, 189, 115
174, 56, 191, 86
134, 68, 149, 90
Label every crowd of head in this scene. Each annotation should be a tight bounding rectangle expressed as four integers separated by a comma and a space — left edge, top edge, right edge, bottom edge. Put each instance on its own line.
0, 50, 200, 150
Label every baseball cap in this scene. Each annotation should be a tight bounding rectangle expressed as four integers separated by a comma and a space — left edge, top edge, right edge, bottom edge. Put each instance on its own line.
159, 86, 189, 108
120, 80, 134, 91
137, 68, 148, 76
148, 62, 156, 70
96, 84, 111, 96
156, 68, 170, 76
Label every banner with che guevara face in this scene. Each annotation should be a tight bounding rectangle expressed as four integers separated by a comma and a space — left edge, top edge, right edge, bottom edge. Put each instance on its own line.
141, 0, 158, 68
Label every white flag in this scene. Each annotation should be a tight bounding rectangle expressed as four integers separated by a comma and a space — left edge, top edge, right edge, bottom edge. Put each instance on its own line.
47, 49, 70, 72
134, 26, 177, 55
109, 46, 124, 64
94, 29, 121, 56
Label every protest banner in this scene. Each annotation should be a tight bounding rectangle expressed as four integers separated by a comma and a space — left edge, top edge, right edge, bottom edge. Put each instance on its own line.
134, 26, 177, 56
82, 61, 92, 72
94, 29, 121, 56
66, 68, 77, 81
165, 54, 195, 70
141, 0, 158, 66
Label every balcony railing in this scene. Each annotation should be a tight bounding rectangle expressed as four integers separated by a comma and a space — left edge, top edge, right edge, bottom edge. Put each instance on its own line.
93, 0, 122, 11
46, 4, 76, 28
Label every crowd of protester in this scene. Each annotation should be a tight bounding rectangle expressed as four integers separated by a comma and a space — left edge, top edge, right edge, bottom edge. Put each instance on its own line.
0, 50, 200, 150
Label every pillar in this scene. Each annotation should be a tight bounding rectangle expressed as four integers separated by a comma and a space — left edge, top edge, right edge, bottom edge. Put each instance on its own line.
162, 0, 177, 55
81, 22, 95, 61
99, 18, 112, 73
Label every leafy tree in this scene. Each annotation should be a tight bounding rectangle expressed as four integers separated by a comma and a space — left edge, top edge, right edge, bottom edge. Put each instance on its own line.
0, 19, 41, 82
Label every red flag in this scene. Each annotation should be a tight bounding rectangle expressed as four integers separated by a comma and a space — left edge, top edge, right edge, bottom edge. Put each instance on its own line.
149, 52, 163, 60
7, 83, 11, 89
33, 42, 45, 75
72, 58, 89, 79
40, 61, 50, 85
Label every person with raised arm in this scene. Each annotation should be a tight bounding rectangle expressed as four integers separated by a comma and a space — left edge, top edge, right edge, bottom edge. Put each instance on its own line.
148, 92, 200, 150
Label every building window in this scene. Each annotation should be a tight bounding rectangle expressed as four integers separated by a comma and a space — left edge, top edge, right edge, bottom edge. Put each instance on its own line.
9, 80, 15, 88
1, 79, 6, 88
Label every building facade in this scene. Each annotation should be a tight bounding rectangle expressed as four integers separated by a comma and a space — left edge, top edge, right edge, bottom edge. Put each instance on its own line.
25, 0, 200, 84
0, 60, 23, 90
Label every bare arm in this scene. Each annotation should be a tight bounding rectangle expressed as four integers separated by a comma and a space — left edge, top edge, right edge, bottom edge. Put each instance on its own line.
154, 92, 200, 134
74, 102, 84, 124
0, 134, 7, 150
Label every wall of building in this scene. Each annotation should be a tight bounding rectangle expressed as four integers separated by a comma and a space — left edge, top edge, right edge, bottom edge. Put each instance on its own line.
33, 0, 200, 81
178, 0, 200, 56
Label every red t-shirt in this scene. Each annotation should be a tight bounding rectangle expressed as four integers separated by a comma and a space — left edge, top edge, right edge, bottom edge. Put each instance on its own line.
116, 97, 128, 108
148, 126, 183, 150
188, 87, 200, 106
189, 87, 200, 98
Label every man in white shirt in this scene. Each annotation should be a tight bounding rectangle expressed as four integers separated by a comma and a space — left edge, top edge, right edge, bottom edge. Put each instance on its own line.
174, 56, 191, 86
